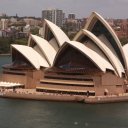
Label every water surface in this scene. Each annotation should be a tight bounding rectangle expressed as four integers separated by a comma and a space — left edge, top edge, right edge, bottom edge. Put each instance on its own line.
0, 55, 11, 72
0, 99, 128, 128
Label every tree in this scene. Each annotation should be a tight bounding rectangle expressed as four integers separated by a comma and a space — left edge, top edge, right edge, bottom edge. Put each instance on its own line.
119, 37, 128, 46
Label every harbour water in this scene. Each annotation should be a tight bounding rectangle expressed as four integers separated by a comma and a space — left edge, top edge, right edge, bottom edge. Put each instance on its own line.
0, 55, 11, 72
0, 56, 128, 128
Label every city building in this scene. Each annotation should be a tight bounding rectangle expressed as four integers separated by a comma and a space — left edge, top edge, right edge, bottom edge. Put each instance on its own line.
24, 18, 41, 27
10, 17, 17, 23
0, 19, 9, 30
42, 9, 64, 27
63, 14, 86, 34
68, 13, 75, 19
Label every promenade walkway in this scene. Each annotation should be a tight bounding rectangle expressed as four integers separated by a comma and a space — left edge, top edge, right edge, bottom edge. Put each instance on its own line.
1, 88, 128, 104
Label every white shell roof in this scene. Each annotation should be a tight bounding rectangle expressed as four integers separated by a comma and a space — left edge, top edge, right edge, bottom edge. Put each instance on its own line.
44, 19, 70, 47
123, 44, 128, 69
11, 44, 49, 69
74, 29, 124, 77
84, 11, 127, 72
55, 41, 115, 72
123, 44, 128, 57
29, 34, 56, 66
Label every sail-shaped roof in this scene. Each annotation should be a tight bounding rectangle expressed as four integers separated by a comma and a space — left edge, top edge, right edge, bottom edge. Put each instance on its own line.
76, 12, 127, 73
54, 41, 115, 73
28, 34, 56, 66
74, 29, 124, 77
43, 19, 70, 50
11, 44, 49, 69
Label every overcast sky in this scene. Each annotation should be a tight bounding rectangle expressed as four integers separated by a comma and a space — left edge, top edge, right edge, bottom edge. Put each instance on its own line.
0, 0, 128, 18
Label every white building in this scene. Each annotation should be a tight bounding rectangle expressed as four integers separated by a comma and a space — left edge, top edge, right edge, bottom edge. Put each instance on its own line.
0, 19, 9, 30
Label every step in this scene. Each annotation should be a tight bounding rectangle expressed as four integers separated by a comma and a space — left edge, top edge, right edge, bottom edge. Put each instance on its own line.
40, 78, 94, 86
44, 74, 93, 81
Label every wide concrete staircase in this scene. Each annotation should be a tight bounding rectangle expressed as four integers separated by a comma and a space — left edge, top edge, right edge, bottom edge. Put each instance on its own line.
36, 68, 95, 96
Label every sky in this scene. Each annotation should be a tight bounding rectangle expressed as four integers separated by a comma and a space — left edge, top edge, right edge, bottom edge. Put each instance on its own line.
0, 0, 128, 18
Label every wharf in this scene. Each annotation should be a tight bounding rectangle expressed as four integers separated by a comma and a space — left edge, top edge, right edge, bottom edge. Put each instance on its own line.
0, 89, 78, 102
1, 89, 128, 104
84, 94, 128, 104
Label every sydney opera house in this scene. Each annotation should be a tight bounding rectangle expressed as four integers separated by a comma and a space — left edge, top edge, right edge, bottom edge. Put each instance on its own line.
2, 12, 128, 99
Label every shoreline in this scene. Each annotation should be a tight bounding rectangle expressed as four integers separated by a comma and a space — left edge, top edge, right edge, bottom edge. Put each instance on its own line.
0, 53, 10, 56
0, 90, 79, 102
1, 89, 128, 104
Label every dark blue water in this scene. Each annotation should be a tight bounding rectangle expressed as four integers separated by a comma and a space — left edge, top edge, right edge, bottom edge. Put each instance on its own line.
0, 99, 128, 128
0, 55, 11, 72
0, 56, 128, 128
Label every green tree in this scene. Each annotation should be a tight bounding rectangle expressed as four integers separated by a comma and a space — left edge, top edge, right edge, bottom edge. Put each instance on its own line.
30, 27, 39, 35
119, 37, 128, 46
